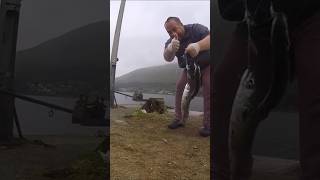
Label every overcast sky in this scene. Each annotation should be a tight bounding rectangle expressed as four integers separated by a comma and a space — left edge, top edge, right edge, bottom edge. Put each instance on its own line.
110, 0, 210, 77
17, 0, 107, 50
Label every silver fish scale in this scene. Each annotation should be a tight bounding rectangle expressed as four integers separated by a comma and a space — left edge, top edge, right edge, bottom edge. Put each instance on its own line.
180, 54, 201, 124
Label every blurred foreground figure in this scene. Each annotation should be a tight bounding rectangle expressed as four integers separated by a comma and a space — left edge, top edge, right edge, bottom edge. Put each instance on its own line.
214, 0, 320, 179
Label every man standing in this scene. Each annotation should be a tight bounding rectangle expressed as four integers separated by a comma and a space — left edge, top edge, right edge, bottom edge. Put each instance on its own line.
163, 17, 211, 137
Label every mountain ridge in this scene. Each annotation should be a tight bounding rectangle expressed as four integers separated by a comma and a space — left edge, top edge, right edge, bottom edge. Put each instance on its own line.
15, 20, 108, 84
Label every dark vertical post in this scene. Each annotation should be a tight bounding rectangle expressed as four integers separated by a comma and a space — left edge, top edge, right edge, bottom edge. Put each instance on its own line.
0, 0, 21, 141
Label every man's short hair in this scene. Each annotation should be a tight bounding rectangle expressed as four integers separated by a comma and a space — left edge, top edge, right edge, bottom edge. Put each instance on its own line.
165, 17, 183, 26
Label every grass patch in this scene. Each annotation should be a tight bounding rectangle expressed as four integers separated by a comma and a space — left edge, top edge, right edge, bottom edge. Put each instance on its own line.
111, 107, 210, 180
43, 151, 108, 180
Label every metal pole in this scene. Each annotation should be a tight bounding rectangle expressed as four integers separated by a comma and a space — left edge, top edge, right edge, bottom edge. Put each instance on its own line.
0, 0, 21, 141
13, 106, 23, 138
0, 89, 73, 113
110, 0, 126, 107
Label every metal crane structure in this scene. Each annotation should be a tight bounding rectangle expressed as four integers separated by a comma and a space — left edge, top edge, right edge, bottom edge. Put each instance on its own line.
0, 0, 108, 143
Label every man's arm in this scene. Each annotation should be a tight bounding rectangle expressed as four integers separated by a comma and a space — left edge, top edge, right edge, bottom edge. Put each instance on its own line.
197, 34, 210, 52
185, 33, 210, 58
163, 47, 176, 62
163, 36, 180, 62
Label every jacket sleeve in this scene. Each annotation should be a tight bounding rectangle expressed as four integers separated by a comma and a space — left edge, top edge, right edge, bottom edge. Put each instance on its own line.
218, 0, 245, 21
192, 24, 210, 40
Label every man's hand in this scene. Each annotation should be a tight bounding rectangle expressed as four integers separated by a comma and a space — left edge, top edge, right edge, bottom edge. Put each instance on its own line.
185, 43, 200, 58
163, 33, 180, 62
167, 37, 180, 53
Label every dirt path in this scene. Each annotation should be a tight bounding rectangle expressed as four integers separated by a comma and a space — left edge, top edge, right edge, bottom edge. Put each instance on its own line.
110, 107, 210, 180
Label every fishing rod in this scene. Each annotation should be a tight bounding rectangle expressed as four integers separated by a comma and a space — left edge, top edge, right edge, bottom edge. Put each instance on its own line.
0, 88, 108, 126
113, 90, 174, 109
114, 90, 145, 100
0, 88, 73, 113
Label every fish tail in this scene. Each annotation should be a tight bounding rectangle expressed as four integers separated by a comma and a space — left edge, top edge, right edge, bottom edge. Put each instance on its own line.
229, 109, 260, 179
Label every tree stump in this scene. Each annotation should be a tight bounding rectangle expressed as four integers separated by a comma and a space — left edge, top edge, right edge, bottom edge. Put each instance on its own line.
141, 98, 165, 114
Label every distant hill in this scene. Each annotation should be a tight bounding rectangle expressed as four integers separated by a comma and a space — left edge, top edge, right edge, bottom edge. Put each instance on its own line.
115, 64, 183, 93
116, 63, 298, 111
15, 20, 108, 86
13, 20, 108, 96
17, 0, 107, 50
